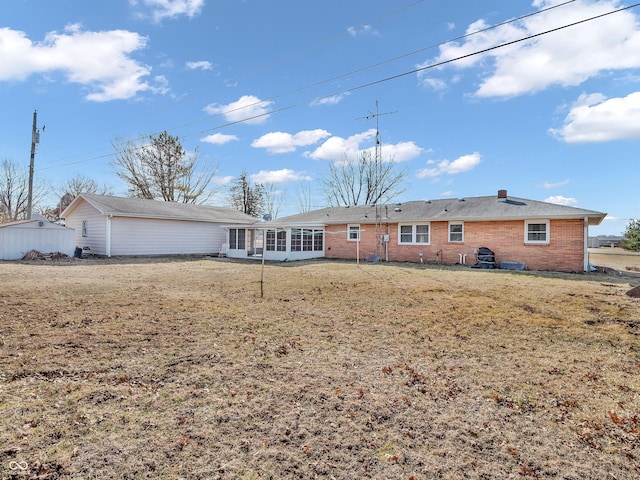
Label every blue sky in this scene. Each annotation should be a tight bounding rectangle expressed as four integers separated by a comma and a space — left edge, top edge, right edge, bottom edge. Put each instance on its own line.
1, 0, 639, 235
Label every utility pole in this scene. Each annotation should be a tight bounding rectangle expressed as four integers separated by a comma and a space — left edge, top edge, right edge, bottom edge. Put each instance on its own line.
27, 109, 39, 220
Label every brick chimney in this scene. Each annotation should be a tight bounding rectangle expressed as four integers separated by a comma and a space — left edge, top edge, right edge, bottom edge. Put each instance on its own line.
497, 189, 507, 201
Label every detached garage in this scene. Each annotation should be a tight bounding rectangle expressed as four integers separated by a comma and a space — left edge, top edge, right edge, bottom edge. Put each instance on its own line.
61, 194, 256, 257
0, 216, 74, 260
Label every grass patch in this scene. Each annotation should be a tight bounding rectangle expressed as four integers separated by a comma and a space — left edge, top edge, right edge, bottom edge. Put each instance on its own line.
1, 258, 639, 479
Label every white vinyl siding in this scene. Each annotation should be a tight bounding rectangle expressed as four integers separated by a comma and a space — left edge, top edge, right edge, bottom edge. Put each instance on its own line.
65, 200, 108, 255
0, 221, 74, 260
110, 217, 226, 256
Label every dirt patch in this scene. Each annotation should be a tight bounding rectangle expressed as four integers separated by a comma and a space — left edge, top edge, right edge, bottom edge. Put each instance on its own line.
589, 247, 640, 272
1, 258, 639, 479
626, 285, 640, 298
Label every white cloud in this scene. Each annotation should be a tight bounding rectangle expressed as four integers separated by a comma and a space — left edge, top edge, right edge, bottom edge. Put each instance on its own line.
0, 24, 152, 101
347, 25, 378, 37
131, 0, 205, 22
310, 93, 350, 106
542, 179, 570, 188
550, 92, 640, 143
0, 25, 152, 102
212, 175, 234, 185
204, 95, 273, 125
250, 169, 312, 185
200, 133, 238, 145
307, 129, 377, 161
186, 60, 213, 71
544, 195, 578, 206
252, 129, 330, 154
375, 141, 423, 162
307, 129, 423, 163
416, 152, 481, 178
420, 0, 640, 98
150, 75, 170, 95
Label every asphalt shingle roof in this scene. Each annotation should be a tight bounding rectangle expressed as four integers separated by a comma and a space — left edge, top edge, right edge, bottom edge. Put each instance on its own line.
66, 194, 257, 224
264, 195, 606, 227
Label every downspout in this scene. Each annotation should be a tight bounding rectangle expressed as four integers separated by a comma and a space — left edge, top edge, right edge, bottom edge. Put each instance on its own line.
583, 216, 589, 272
106, 215, 112, 258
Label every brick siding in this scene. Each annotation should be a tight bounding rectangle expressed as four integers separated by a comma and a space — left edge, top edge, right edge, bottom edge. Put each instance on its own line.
325, 219, 587, 272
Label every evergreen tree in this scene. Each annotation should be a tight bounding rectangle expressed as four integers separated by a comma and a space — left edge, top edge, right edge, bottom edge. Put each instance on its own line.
621, 219, 640, 252
228, 169, 265, 217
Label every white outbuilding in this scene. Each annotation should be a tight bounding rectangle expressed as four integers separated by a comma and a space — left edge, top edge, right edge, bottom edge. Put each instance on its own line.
0, 216, 75, 260
61, 194, 257, 257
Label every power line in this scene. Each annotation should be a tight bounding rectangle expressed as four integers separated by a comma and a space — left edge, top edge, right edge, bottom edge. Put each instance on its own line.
37, 0, 578, 171
196, 2, 640, 136
37, 1, 638, 172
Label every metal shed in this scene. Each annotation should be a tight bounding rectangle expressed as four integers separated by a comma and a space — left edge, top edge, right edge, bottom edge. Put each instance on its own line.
0, 216, 74, 260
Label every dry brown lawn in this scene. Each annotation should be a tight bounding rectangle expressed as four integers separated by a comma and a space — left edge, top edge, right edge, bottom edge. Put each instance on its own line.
1, 257, 639, 479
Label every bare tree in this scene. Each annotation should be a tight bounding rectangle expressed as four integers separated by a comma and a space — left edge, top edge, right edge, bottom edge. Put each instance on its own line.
41, 175, 113, 221
0, 159, 48, 222
112, 131, 218, 204
296, 181, 314, 213
321, 150, 407, 206
228, 169, 265, 217
263, 183, 285, 219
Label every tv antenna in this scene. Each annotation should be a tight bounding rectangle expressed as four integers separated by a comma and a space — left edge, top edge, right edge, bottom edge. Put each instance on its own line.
356, 100, 396, 260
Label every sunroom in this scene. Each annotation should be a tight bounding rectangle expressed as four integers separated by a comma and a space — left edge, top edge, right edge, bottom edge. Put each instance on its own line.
223, 223, 326, 261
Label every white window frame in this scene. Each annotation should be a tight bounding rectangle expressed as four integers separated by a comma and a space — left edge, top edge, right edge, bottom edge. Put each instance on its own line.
448, 221, 464, 243
229, 228, 246, 250
524, 220, 550, 245
266, 229, 287, 252
398, 223, 430, 245
347, 224, 360, 242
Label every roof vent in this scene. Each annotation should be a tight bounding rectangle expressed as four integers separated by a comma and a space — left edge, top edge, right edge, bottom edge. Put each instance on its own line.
458, 198, 465, 202
498, 189, 507, 202
425, 200, 431, 204
394, 207, 401, 212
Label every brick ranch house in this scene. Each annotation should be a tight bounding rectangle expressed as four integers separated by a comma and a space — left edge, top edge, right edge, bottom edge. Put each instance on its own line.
225, 190, 606, 273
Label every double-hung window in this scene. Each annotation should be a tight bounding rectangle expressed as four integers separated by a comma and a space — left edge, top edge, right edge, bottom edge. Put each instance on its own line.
525, 220, 550, 244
448, 222, 464, 243
348, 224, 360, 241
398, 224, 430, 244
81, 220, 88, 237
